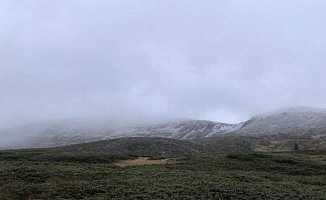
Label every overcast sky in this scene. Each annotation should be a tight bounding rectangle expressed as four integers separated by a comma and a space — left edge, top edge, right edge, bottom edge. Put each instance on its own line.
1, 0, 326, 127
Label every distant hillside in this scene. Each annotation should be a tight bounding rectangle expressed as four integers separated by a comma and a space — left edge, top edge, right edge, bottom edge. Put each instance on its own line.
57, 137, 203, 157
0, 119, 114, 149
2, 107, 326, 150
0, 137, 205, 163
237, 107, 326, 136
114, 120, 243, 139
0, 119, 243, 149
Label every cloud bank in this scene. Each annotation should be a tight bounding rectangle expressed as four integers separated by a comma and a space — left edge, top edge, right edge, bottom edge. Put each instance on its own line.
1, 0, 326, 128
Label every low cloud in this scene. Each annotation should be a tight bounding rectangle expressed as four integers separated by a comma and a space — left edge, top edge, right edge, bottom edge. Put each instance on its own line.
0, 0, 326, 129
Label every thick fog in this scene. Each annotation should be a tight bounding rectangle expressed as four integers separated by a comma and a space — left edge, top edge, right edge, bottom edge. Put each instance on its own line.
1, 0, 326, 129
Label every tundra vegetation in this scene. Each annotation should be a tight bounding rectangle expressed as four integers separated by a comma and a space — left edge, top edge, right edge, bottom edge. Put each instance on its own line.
0, 137, 326, 199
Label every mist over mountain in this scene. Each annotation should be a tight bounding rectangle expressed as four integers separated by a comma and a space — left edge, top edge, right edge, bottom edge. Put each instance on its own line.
0, 117, 179, 148
2, 106, 326, 149
0, 118, 240, 149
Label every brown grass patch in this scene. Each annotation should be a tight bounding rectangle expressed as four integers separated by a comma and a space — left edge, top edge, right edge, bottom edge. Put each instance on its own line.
114, 157, 176, 167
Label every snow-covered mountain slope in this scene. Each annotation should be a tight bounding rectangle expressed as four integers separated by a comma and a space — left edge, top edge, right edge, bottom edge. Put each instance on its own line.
0, 119, 243, 148
113, 120, 243, 140
237, 107, 326, 136
3, 106, 326, 149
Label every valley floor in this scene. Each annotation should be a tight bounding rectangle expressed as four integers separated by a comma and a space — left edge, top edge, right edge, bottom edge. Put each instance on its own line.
1, 150, 326, 199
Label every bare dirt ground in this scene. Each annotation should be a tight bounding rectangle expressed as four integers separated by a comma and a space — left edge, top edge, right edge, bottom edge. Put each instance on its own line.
114, 157, 176, 167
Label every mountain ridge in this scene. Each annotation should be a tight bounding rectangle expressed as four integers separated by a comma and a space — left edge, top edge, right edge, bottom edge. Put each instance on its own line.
2, 106, 326, 149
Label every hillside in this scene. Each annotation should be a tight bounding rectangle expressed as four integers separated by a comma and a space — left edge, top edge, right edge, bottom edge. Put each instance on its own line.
0, 119, 243, 149
1, 141, 326, 199
114, 120, 243, 139
56, 137, 203, 157
0, 119, 116, 149
238, 107, 326, 136
0, 137, 205, 164
3, 107, 326, 150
